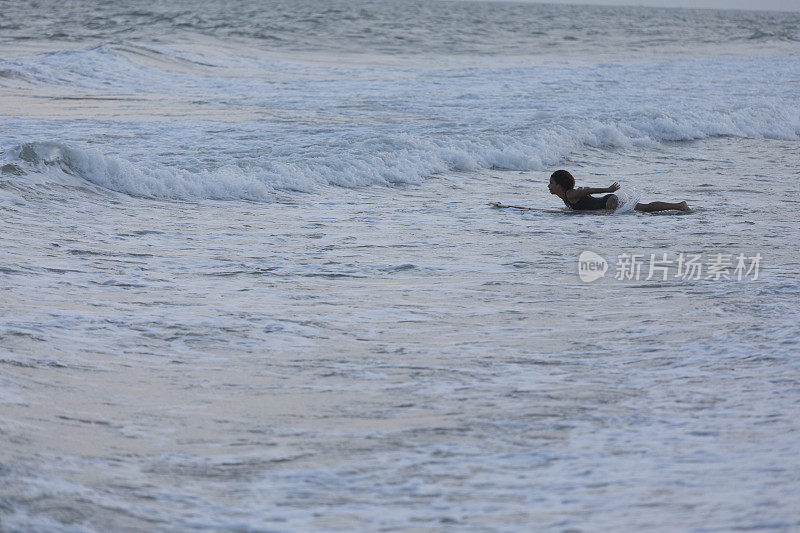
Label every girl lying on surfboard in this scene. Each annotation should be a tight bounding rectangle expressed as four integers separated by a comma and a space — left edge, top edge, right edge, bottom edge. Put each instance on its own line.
548, 170, 690, 212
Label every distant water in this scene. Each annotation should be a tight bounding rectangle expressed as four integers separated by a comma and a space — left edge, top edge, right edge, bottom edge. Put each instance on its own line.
1, 1, 800, 530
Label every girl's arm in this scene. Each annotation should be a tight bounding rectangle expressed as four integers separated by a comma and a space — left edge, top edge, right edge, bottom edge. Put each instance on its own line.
568, 182, 620, 201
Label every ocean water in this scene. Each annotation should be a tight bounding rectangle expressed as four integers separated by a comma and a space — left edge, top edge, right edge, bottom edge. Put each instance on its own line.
2, 0, 800, 530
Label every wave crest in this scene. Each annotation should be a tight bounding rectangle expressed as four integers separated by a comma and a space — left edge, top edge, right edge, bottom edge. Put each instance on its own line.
8, 142, 274, 201
5, 97, 799, 203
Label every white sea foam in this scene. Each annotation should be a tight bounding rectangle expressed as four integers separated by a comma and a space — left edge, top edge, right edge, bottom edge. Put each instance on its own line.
5, 93, 798, 201
2, 41, 798, 201
612, 189, 641, 214
2, 43, 798, 204
8, 142, 274, 201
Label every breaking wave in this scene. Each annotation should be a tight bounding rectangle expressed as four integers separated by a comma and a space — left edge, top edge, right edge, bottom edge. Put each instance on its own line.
4, 94, 798, 203
2, 39, 797, 202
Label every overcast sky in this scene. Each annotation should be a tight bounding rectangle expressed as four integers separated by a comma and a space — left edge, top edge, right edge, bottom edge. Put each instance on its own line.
517, 0, 800, 11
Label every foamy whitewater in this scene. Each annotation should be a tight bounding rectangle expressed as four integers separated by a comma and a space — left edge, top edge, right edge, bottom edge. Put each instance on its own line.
2, 0, 800, 530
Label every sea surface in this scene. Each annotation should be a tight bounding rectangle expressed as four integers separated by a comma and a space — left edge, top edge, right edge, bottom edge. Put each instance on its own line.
1, 0, 800, 530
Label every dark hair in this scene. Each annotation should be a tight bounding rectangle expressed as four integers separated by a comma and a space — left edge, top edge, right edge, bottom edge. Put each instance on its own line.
550, 169, 575, 190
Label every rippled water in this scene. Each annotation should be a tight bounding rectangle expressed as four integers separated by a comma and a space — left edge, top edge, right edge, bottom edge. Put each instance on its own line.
1, 0, 800, 530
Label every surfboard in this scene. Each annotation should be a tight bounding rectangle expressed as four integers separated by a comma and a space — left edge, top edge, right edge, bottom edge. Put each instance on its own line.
489, 201, 564, 213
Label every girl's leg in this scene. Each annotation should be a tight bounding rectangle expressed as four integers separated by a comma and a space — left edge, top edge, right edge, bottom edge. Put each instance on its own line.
634, 201, 690, 212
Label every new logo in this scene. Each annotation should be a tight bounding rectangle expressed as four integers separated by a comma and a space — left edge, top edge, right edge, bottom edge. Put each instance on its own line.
578, 251, 608, 282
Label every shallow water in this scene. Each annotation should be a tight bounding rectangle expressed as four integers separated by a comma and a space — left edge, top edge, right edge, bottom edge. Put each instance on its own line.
2, 1, 800, 530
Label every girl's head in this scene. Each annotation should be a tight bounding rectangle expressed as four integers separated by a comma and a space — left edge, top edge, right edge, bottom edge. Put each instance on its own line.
548, 169, 574, 195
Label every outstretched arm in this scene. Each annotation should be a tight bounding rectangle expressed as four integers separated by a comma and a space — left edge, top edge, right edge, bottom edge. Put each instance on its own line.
568, 182, 620, 201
